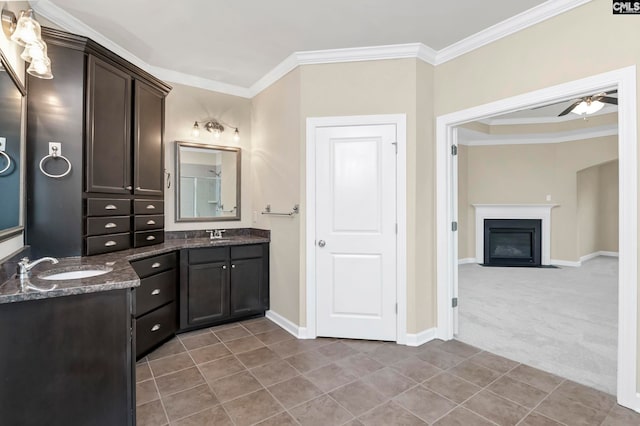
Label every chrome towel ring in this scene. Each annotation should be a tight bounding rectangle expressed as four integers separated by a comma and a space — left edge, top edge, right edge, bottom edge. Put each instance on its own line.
39, 145, 72, 178
0, 150, 10, 175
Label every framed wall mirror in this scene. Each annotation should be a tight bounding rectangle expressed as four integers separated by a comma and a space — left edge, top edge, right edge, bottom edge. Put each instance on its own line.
0, 48, 26, 242
175, 142, 241, 222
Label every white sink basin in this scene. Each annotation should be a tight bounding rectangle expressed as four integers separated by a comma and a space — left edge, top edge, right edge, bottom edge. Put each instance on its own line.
40, 267, 112, 281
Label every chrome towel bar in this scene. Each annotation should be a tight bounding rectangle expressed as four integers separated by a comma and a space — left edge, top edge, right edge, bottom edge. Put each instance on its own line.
261, 204, 299, 217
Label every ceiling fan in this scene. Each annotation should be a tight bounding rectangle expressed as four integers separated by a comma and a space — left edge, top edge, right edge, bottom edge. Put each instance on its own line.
557, 90, 618, 116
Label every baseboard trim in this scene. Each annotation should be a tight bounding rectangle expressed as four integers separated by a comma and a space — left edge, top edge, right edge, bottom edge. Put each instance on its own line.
405, 328, 437, 347
458, 258, 476, 265
598, 251, 619, 258
551, 259, 581, 267
265, 310, 308, 339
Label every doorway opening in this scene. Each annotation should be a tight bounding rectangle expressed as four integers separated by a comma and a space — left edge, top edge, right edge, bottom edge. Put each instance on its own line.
436, 67, 638, 409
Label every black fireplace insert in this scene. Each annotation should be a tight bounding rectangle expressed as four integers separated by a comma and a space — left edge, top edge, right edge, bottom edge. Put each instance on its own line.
484, 219, 542, 267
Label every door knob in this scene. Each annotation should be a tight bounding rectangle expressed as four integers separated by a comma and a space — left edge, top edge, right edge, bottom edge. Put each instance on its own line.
318, 240, 326, 248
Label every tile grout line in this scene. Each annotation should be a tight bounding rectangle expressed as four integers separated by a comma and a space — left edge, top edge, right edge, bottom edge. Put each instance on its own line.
514, 378, 568, 426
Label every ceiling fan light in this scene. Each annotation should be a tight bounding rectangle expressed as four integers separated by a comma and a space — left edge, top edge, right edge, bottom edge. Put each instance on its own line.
571, 100, 605, 115
191, 121, 200, 137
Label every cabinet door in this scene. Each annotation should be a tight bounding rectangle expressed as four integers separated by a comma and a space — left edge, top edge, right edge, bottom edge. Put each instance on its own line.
86, 56, 132, 194
187, 261, 228, 326
134, 80, 164, 197
230, 258, 263, 316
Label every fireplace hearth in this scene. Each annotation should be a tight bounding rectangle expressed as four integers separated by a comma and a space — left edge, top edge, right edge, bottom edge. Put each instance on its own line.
484, 219, 542, 267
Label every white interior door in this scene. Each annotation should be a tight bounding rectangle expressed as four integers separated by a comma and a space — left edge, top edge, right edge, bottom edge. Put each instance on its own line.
452, 128, 459, 336
315, 124, 397, 341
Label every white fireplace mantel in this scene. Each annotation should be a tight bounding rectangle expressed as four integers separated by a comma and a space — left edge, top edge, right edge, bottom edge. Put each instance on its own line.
472, 204, 558, 265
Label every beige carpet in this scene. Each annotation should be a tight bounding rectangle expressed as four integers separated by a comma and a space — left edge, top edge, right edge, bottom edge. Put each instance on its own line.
457, 256, 618, 395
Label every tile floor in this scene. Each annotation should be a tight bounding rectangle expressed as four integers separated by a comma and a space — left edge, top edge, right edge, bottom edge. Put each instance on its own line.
136, 317, 640, 425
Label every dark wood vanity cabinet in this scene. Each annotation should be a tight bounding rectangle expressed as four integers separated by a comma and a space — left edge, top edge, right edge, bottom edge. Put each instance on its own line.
86, 56, 132, 194
179, 244, 269, 330
0, 290, 135, 426
26, 28, 170, 258
131, 252, 178, 359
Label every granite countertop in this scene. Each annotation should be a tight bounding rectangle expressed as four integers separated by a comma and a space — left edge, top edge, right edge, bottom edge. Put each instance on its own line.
0, 229, 269, 305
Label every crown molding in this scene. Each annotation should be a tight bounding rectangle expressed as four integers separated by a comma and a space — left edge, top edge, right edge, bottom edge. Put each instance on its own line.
32, 0, 591, 99
435, 0, 592, 64
458, 125, 618, 146
480, 109, 618, 126
249, 43, 437, 97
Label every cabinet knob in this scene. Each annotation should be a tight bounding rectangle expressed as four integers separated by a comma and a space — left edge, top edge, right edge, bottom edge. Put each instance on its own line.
222, 265, 227, 269
136, 187, 141, 190
146, 235, 156, 241
105, 204, 117, 210
125, 186, 132, 190
104, 241, 117, 247
231, 264, 236, 269
147, 220, 156, 225
151, 289, 161, 295
104, 223, 117, 229
151, 324, 161, 332
151, 262, 161, 268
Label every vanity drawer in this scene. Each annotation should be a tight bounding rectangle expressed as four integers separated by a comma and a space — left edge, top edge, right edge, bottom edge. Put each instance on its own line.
134, 199, 164, 214
86, 216, 130, 236
134, 230, 164, 248
134, 214, 164, 231
86, 233, 131, 255
131, 252, 176, 278
135, 269, 176, 317
231, 244, 264, 259
188, 246, 228, 264
86, 198, 131, 216
136, 302, 176, 358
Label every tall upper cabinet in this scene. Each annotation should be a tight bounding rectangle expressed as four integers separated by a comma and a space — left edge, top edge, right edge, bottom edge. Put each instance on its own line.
27, 28, 171, 257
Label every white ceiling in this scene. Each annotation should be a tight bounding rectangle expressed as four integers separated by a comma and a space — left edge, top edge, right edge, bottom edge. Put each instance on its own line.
40, 0, 549, 88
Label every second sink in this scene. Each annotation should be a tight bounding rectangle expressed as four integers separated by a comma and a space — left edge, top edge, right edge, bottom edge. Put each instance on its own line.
39, 266, 113, 281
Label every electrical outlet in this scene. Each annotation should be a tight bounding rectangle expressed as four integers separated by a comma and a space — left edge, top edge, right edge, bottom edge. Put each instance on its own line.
0, 137, 6, 151
546, 194, 552, 201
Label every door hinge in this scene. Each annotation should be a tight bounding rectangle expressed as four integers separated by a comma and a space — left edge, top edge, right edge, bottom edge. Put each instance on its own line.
451, 221, 458, 232
395, 223, 398, 234
452, 297, 458, 308
451, 144, 458, 156
395, 303, 398, 314
392, 141, 398, 154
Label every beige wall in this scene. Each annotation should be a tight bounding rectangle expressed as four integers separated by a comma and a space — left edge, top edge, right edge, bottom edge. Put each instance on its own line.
433, 0, 639, 386
577, 165, 600, 257
164, 83, 252, 230
598, 160, 619, 253
251, 69, 302, 325
458, 137, 618, 262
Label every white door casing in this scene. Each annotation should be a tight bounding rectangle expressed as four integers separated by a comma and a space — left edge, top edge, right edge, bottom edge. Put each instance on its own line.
315, 124, 397, 340
436, 66, 638, 410
306, 114, 407, 344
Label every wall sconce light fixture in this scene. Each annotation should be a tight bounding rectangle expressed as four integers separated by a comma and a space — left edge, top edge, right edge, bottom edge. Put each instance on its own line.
1, 8, 53, 79
192, 120, 240, 141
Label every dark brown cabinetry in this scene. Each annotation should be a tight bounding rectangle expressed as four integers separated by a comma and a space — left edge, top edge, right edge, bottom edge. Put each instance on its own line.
179, 244, 269, 331
0, 290, 135, 426
131, 252, 178, 358
26, 28, 171, 258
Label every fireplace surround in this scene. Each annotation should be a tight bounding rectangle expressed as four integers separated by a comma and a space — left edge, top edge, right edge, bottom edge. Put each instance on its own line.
473, 204, 557, 265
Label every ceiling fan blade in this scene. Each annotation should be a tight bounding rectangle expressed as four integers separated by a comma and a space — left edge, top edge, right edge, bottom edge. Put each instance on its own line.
558, 99, 583, 116
598, 96, 618, 105
531, 99, 576, 110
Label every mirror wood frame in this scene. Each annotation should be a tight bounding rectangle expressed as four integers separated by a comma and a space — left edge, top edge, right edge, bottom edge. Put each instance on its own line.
0, 47, 26, 243
175, 141, 241, 222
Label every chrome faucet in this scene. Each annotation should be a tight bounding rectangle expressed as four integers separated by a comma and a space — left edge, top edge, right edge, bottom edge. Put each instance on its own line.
213, 229, 226, 239
17, 257, 59, 279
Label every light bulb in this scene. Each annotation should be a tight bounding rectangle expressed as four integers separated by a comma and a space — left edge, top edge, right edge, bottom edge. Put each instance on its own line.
233, 128, 240, 142
20, 40, 46, 62
11, 10, 41, 47
27, 57, 53, 79
213, 128, 221, 139
191, 122, 200, 137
